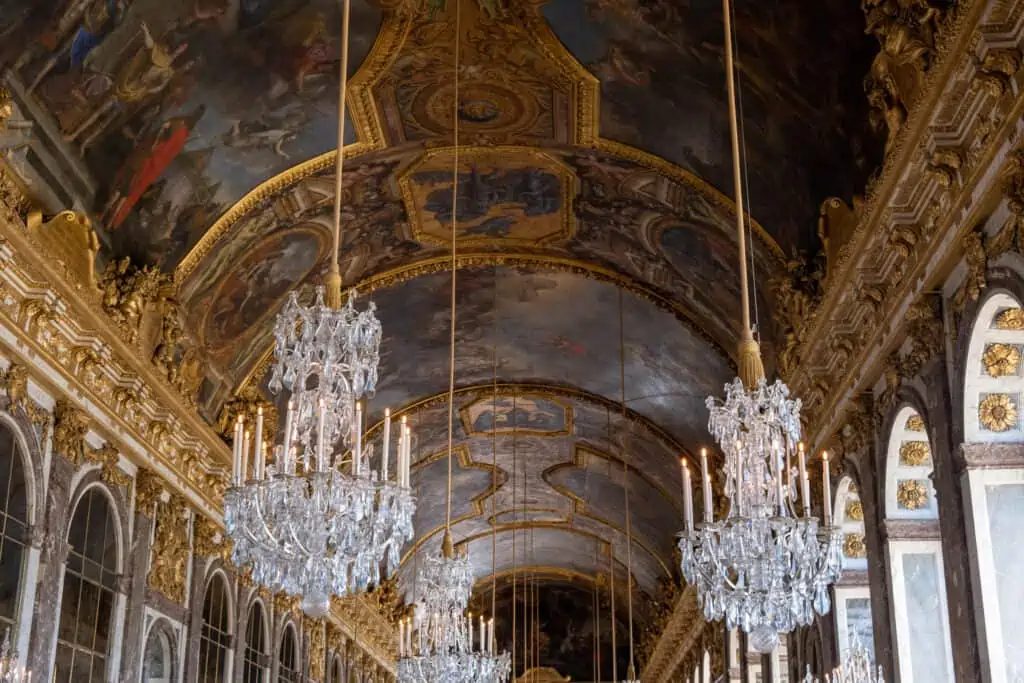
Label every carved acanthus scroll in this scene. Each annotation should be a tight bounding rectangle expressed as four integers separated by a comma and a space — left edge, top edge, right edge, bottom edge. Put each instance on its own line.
148, 492, 190, 604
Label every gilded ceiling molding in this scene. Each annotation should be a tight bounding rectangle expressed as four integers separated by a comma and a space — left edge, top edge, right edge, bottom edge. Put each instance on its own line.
636, 584, 702, 682
235, 255, 736, 397
793, 0, 1024, 444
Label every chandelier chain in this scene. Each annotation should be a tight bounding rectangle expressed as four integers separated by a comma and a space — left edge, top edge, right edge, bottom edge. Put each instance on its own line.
329, 0, 351, 286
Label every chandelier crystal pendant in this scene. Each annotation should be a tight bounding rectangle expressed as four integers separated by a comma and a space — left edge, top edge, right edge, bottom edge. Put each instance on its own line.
675, 0, 842, 655
802, 641, 884, 683
223, 0, 415, 618
0, 629, 30, 683
397, 537, 512, 683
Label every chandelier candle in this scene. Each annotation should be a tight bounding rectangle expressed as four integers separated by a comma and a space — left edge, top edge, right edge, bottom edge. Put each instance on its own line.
682, 460, 694, 533
701, 448, 713, 522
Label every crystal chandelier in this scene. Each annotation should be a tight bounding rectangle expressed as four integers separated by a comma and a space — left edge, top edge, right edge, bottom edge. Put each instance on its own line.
0, 629, 30, 683
397, 539, 511, 683
676, 0, 841, 654
802, 642, 884, 683
223, 0, 415, 618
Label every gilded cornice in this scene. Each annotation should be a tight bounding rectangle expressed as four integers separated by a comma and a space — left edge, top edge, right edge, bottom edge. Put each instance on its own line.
638, 585, 703, 682
790, 0, 1024, 445
0, 206, 231, 514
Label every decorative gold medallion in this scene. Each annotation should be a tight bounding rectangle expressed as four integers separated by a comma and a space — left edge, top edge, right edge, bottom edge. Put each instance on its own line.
995, 308, 1024, 330
845, 499, 864, 522
843, 533, 867, 559
896, 480, 930, 510
983, 343, 1021, 377
899, 440, 932, 466
980, 393, 1018, 432
905, 414, 925, 432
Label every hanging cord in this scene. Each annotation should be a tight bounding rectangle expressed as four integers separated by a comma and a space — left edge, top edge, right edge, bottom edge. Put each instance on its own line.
490, 264, 499, 625
721, 0, 763, 388
443, 0, 463, 556
325, 0, 352, 309
511, 393, 518, 673
593, 541, 601, 682
605, 405, 617, 682
730, 0, 760, 340
618, 289, 636, 679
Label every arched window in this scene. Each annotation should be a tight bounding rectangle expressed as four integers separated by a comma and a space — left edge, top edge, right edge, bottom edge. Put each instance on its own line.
278, 623, 299, 683
198, 573, 232, 682
142, 627, 172, 683
54, 487, 119, 682
884, 406, 953, 682
962, 293, 1024, 682
243, 600, 268, 683
832, 476, 874, 665
0, 422, 29, 633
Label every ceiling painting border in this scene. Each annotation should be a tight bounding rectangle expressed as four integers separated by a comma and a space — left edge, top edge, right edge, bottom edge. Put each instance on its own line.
457, 389, 575, 439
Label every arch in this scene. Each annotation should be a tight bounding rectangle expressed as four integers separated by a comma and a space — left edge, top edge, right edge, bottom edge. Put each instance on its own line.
53, 485, 121, 682
963, 291, 1024, 443
0, 418, 32, 635
278, 622, 299, 683
882, 404, 953, 682
242, 597, 269, 683
142, 618, 177, 683
0, 411, 41, 527
198, 571, 233, 683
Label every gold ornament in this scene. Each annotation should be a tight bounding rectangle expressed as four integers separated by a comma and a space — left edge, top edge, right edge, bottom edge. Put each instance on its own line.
274, 592, 299, 617
980, 393, 1018, 432
91, 444, 131, 488
984, 343, 1021, 377
995, 308, 1024, 330
193, 515, 231, 562
148, 494, 190, 604
845, 499, 864, 522
899, 440, 932, 466
905, 414, 925, 432
306, 618, 326, 682
53, 399, 89, 464
135, 468, 165, 514
896, 480, 930, 510
843, 533, 867, 559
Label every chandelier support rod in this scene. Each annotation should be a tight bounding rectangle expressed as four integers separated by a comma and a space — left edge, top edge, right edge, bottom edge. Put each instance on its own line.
444, 0, 463, 550
326, 0, 353, 309
721, 0, 763, 387
618, 289, 636, 678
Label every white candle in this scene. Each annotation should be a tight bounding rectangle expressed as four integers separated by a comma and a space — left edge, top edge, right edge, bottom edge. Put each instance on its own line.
258, 442, 267, 481
798, 442, 810, 516
399, 619, 405, 656
355, 401, 363, 476
232, 417, 242, 485
282, 400, 294, 461
700, 448, 713, 522
479, 615, 485, 652
823, 451, 833, 526
403, 423, 411, 487
775, 451, 785, 517
316, 399, 327, 471
382, 408, 391, 481
253, 406, 264, 478
682, 460, 693, 532
488, 618, 494, 654
241, 430, 250, 482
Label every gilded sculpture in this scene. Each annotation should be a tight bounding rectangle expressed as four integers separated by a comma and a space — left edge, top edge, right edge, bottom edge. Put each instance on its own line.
135, 468, 165, 515
193, 514, 231, 562
91, 443, 131, 488
953, 229, 987, 316
984, 343, 1021, 377
996, 308, 1024, 330
307, 618, 327, 682
148, 493, 190, 605
979, 393, 1018, 432
53, 398, 89, 464
843, 533, 868, 559
896, 479, 930, 510
898, 440, 932, 466
906, 413, 925, 431
845, 499, 865, 522
976, 49, 1023, 98
97, 257, 171, 346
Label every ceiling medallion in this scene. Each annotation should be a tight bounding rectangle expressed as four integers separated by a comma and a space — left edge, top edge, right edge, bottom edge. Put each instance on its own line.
979, 393, 1018, 432
983, 342, 1021, 377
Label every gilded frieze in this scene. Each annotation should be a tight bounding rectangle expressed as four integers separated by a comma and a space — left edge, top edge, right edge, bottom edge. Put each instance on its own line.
984, 343, 1021, 377
896, 480, 930, 511
980, 393, 1019, 432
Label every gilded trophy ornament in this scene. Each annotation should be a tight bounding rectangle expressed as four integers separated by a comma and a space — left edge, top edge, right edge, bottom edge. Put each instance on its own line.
97, 257, 171, 346
148, 494, 190, 604
896, 480, 930, 510
979, 393, 1019, 432
91, 443, 131, 488
995, 308, 1024, 330
307, 618, 327, 682
842, 533, 868, 559
898, 440, 932, 467
134, 468, 165, 515
53, 399, 89, 464
984, 343, 1022, 377
193, 515, 231, 562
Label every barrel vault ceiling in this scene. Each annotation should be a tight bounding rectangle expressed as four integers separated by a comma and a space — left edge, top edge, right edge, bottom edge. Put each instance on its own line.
4, 0, 876, 677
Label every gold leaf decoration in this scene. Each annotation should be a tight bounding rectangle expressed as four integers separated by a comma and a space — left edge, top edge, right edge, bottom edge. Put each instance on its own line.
897, 480, 930, 510
995, 308, 1024, 330
899, 440, 932, 467
984, 343, 1021, 377
843, 533, 867, 559
91, 444, 131, 488
980, 393, 1018, 432
845, 499, 864, 522
193, 515, 231, 562
53, 399, 89, 464
147, 494, 189, 604
905, 414, 925, 432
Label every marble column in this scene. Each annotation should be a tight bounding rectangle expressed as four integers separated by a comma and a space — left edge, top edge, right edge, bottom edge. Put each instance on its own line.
183, 556, 210, 683
26, 455, 73, 681
119, 510, 155, 681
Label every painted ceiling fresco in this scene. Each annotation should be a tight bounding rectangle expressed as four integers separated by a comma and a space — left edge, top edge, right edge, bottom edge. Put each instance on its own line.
0, 0, 875, 662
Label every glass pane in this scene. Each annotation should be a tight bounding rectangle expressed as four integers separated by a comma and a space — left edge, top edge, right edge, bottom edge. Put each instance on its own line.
75, 580, 100, 648
57, 574, 80, 643
72, 650, 92, 683
0, 539, 24, 622
986, 483, 1024, 680
902, 552, 951, 681
144, 631, 167, 677
843, 597, 875, 664
53, 643, 73, 683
